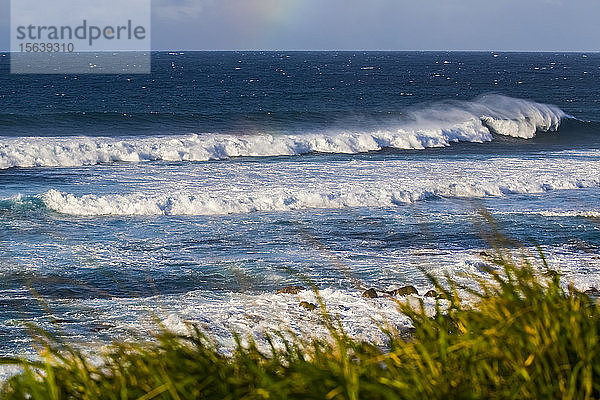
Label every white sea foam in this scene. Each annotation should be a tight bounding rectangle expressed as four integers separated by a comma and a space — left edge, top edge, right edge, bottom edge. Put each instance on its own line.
60, 243, 600, 352
537, 210, 600, 218
496, 209, 600, 218
100, 288, 424, 351
0, 95, 565, 170
41, 173, 600, 216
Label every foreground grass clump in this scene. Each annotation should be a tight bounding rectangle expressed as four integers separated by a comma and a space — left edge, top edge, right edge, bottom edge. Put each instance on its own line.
2, 250, 600, 399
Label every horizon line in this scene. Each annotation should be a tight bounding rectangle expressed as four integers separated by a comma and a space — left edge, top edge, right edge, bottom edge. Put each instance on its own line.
1, 49, 600, 54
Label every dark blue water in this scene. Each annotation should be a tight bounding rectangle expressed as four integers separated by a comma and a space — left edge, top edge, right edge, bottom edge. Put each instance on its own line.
1, 52, 599, 366
1, 52, 599, 135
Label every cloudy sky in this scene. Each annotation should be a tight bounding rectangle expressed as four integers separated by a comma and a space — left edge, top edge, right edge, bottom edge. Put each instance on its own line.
1, 0, 599, 51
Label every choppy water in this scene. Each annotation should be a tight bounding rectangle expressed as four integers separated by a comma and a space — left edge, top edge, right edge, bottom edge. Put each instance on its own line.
1, 52, 600, 367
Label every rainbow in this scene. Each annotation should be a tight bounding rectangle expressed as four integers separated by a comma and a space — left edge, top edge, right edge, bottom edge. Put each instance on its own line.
227, 0, 307, 48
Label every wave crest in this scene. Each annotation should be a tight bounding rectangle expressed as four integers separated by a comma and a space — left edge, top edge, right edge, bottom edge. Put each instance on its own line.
0, 95, 566, 170
475, 94, 564, 138
39, 174, 599, 216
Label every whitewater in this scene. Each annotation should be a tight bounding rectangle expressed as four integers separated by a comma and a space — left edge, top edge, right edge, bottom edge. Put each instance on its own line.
0, 95, 565, 169
2, 51, 600, 378
0, 145, 597, 216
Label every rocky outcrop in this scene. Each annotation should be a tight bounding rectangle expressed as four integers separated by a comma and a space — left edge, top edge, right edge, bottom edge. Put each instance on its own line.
89, 323, 116, 333
362, 289, 378, 299
299, 301, 317, 311
388, 286, 419, 296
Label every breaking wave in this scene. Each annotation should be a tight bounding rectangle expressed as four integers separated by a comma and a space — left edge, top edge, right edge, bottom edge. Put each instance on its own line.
534, 210, 600, 218
0, 95, 566, 170
33, 175, 600, 216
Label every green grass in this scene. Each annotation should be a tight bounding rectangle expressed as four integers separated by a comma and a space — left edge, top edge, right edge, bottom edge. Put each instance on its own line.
2, 245, 600, 399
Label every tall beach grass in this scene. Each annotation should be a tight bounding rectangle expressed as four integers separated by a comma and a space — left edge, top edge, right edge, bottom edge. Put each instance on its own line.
1, 231, 600, 399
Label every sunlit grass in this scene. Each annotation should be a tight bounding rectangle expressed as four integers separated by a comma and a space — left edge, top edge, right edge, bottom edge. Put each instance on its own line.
2, 236, 600, 399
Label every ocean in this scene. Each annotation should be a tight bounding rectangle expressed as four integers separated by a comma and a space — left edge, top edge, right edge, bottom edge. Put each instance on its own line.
1, 51, 599, 368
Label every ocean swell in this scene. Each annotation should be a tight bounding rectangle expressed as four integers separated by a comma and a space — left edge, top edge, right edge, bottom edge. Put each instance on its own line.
0, 95, 566, 170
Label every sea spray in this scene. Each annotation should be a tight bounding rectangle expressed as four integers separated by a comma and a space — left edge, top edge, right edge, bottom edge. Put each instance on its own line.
0, 95, 566, 170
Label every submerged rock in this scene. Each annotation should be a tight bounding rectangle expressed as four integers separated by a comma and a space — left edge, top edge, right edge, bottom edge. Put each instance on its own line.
89, 323, 115, 333
543, 270, 560, 279
388, 286, 419, 297
277, 286, 305, 295
51, 319, 76, 324
299, 301, 317, 311
424, 290, 438, 298
399, 327, 417, 342
584, 287, 600, 297
362, 289, 378, 299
